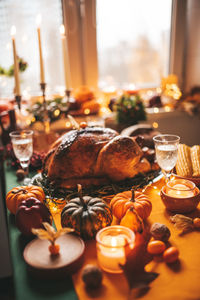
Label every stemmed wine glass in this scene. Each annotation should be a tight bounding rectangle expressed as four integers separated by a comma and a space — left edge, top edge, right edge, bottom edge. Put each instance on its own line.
153, 134, 180, 182
9, 130, 33, 183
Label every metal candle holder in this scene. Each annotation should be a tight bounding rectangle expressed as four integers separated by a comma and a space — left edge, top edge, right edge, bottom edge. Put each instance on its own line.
40, 82, 50, 133
65, 89, 71, 99
15, 95, 21, 110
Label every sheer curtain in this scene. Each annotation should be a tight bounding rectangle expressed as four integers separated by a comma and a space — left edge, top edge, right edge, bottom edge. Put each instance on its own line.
96, 0, 172, 90
0, 0, 63, 98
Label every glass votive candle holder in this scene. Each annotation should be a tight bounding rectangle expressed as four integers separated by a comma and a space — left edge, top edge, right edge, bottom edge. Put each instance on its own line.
96, 225, 135, 274
166, 179, 196, 198
161, 178, 200, 213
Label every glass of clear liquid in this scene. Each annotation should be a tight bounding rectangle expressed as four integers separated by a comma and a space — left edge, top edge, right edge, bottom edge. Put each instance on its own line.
9, 130, 33, 181
153, 134, 180, 182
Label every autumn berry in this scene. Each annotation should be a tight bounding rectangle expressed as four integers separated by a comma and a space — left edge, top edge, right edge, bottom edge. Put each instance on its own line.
49, 244, 60, 256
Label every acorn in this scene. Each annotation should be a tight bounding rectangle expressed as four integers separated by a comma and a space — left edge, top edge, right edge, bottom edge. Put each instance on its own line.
81, 264, 102, 289
16, 169, 25, 181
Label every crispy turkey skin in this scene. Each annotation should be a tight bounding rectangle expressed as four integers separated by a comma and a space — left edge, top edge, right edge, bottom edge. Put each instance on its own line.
42, 127, 151, 188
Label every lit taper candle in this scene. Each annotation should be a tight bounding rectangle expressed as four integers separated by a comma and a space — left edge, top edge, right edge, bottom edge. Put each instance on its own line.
36, 14, 45, 84
60, 24, 71, 90
11, 26, 21, 96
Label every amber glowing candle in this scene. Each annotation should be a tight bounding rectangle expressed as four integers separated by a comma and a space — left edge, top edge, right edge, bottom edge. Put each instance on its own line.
36, 15, 45, 84
166, 179, 196, 198
96, 226, 135, 273
60, 24, 70, 90
11, 26, 21, 96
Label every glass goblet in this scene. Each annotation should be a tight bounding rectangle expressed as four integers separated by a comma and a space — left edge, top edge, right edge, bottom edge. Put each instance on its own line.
153, 134, 180, 182
9, 130, 33, 182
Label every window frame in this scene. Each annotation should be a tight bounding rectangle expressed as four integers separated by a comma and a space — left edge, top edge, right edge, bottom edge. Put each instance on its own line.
62, 0, 97, 89
63, 0, 186, 91
169, 0, 187, 91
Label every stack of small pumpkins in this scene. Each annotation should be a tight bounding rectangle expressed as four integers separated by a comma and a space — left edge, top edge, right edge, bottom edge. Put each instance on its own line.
110, 189, 152, 233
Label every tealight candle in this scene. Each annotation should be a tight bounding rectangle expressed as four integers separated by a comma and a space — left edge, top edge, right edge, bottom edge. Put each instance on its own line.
96, 226, 135, 274
161, 178, 200, 213
166, 179, 196, 198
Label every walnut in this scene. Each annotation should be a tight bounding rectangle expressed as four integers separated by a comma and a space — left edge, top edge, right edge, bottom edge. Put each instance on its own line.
150, 223, 171, 242
81, 264, 102, 289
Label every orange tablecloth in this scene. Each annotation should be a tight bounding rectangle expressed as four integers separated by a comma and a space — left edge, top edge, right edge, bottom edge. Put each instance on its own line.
52, 178, 200, 300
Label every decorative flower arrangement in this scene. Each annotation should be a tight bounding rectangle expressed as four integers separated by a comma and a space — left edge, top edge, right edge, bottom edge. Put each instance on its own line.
27, 97, 69, 125
113, 93, 147, 126
0, 57, 28, 77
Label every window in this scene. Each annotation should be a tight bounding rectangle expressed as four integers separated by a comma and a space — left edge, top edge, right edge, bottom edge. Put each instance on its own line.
96, 0, 172, 90
0, 0, 63, 98
0, 0, 184, 97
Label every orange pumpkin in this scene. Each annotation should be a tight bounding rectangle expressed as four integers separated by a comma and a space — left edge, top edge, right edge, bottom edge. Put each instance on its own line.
110, 189, 152, 220
6, 185, 45, 215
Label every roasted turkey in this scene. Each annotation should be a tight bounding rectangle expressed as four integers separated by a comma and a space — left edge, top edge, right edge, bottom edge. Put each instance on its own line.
42, 127, 151, 188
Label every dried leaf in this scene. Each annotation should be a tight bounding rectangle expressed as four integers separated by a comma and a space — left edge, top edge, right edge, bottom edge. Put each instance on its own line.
170, 214, 194, 234
32, 223, 74, 244
120, 229, 159, 292
54, 227, 74, 239
32, 228, 54, 242
43, 222, 56, 237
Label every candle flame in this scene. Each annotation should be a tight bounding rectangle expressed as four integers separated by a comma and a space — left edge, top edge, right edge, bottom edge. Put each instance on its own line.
111, 237, 117, 247
36, 14, 42, 27
60, 24, 65, 35
10, 26, 16, 37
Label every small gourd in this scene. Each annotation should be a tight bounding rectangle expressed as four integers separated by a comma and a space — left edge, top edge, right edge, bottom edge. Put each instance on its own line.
163, 247, 179, 263
110, 189, 152, 220
61, 185, 112, 239
120, 206, 144, 233
147, 240, 166, 255
6, 185, 45, 215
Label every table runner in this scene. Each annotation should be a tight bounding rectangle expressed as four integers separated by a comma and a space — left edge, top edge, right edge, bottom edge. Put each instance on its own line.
53, 178, 200, 300
6, 166, 200, 300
